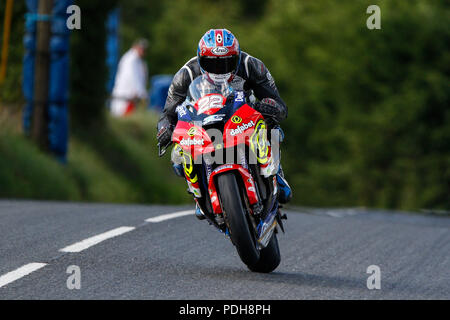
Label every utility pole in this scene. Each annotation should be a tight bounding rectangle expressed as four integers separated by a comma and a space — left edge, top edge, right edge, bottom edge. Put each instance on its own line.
0, 0, 14, 85
31, 0, 53, 150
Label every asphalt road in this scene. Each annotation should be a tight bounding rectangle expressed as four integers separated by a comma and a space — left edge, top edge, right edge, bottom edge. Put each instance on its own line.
0, 200, 449, 300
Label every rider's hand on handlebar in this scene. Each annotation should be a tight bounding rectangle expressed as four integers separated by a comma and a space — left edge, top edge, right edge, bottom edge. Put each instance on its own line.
254, 98, 282, 125
157, 117, 174, 149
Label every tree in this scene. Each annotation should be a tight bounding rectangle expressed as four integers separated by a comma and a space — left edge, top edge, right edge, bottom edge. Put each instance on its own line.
69, 0, 118, 132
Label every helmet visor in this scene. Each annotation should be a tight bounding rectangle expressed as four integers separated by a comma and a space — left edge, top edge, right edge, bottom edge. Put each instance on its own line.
199, 55, 239, 74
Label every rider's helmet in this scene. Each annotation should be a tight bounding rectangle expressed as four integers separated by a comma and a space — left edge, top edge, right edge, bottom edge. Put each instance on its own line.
197, 29, 241, 86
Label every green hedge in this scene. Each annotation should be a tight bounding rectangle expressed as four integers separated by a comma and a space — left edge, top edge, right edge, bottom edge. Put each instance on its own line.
0, 111, 188, 204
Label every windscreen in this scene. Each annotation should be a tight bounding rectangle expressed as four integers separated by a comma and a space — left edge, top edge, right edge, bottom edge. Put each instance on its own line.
187, 75, 234, 103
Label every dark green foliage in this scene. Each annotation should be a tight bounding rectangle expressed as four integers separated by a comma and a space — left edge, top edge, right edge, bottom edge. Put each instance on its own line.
126, 0, 448, 210
0, 130, 80, 200
1, 0, 448, 209
69, 0, 118, 131
0, 111, 188, 204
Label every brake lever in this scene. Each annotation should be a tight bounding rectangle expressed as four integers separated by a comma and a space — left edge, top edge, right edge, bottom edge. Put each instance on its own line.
158, 142, 171, 157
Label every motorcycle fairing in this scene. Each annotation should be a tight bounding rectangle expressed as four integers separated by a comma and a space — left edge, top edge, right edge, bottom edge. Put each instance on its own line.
223, 104, 264, 149
172, 120, 215, 160
171, 143, 202, 198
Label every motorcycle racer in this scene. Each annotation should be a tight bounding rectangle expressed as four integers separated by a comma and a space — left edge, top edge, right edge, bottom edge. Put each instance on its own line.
157, 29, 292, 204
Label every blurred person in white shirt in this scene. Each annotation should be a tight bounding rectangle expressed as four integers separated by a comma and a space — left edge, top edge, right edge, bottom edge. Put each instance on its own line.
111, 39, 149, 117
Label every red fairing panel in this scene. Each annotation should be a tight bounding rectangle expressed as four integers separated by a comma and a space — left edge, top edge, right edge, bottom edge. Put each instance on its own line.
223, 104, 264, 149
172, 121, 215, 159
208, 164, 259, 214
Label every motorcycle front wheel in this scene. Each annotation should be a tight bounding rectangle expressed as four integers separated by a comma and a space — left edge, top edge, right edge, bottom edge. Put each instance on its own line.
217, 172, 280, 273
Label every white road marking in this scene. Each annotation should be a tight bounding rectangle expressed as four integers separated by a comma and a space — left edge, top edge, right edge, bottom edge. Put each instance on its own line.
145, 210, 195, 223
0, 263, 47, 288
0, 211, 194, 288
321, 209, 361, 218
326, 211, 345, 218
59, 226, 135, 253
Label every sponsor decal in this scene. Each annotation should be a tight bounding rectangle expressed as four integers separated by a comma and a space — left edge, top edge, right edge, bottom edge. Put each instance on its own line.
230, 76, 245, 90
180, 138, 204, 146
187, 127, 197, 137
193, 189, 201, 198
205, 164, 212, 179
213, 165, 234, 174
176, 105, 187, 117
187, 181, 202, 198
203, 114, 225, 125
234, 91, 245, 103
267, 71, 276, 88
212, 46, 229, 56
230, 121, 255, 136
240, 150, 248, 169
231, 116, 243, 124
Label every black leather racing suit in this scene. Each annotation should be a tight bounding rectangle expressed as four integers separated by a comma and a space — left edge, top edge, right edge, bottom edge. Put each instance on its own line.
158, 51, 287, 128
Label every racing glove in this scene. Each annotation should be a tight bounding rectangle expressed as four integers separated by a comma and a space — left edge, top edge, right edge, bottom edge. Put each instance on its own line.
254, 98, 283, 124
156, 117, 174, 150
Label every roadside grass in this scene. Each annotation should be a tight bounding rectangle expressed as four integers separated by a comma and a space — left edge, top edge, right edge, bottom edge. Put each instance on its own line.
0, 109, 189, 204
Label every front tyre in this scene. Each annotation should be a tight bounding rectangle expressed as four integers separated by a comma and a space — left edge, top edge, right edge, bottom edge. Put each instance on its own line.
217, 172, 260, 267
248, 233, 281, 273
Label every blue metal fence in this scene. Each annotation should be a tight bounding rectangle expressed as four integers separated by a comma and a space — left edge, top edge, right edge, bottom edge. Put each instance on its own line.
23, 0, 72, 162
106, 8, 120, 95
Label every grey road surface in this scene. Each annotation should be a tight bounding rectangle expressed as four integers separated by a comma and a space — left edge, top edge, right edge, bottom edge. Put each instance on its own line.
0, 200, 449, 300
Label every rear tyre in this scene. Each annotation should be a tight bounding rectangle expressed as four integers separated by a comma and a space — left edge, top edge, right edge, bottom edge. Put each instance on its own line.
217, 172, 260, 267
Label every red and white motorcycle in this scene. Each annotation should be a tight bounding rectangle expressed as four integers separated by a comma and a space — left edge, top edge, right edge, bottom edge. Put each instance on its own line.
159, 75, 286, 273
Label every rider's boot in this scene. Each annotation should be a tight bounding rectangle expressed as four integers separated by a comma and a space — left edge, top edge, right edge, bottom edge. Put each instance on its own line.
172, 163, 185, 178
276, 166, 292, 204
271, 127, 292, 204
